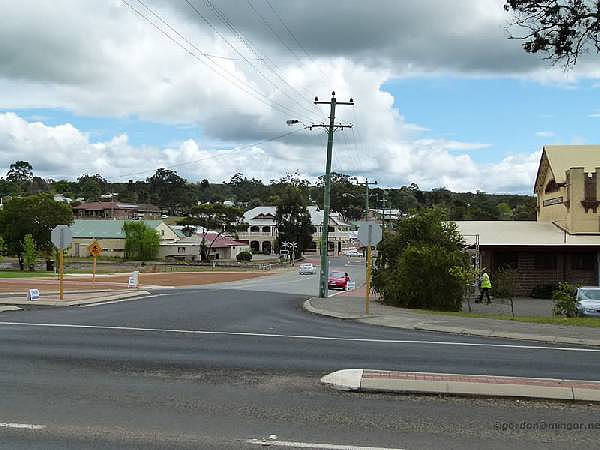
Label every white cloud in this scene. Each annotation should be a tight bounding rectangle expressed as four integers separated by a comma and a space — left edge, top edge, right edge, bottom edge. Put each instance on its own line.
534, 131, 555, 138
0, 1, 584, 194
0, 112, 540, 193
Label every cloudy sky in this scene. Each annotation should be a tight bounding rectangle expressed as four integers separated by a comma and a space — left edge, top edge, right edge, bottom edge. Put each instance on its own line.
2, 0, 600, 193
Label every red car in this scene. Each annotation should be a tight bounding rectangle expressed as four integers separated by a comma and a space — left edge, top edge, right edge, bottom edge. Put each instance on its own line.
328, 271, 350, 290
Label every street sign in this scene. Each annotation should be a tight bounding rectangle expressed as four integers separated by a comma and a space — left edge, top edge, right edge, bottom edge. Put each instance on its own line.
27, 288, 40, 301
357, 221, 382, 247
88, 241, 102, 257
51, 225, 72, 250
128, 271, 139, 288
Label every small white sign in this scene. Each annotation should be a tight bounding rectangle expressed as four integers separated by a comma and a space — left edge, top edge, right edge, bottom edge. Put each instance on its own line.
27, 289, 40, 301
128, 271, 139, 288
346, 281, 356, 291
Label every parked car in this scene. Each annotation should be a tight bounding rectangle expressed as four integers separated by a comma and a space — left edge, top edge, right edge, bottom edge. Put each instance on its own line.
344, 248, 363, 257
576, 287, 600, 317
328, 271, 350, 290
298, 263, 316, 275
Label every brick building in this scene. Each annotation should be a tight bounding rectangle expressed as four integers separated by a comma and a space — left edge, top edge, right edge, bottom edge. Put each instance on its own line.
456, 145, 600, 296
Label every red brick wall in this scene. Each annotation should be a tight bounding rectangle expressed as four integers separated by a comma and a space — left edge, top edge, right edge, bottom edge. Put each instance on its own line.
481, 249, 598, 297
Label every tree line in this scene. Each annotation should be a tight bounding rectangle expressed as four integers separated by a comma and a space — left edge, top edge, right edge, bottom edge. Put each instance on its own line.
1, 161, 537, 221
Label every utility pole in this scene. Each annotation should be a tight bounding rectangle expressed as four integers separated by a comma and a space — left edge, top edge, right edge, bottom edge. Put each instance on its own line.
310, 92, 354, 298
353, 177, 377, 313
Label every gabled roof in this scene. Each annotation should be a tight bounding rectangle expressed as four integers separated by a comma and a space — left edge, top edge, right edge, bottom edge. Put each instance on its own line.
535, 145, 600, 191
70, 219, 163, 238
243, 206, 277, 222
74, 201, 159, 212
179, 232, 247, 248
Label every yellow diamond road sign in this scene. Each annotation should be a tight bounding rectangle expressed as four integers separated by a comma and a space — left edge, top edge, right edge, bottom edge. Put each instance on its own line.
89, 241, 102, 257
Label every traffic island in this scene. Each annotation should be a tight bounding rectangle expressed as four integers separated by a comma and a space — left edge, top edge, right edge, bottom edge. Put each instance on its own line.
0, 290, 151, 307
321, 369, 600, 402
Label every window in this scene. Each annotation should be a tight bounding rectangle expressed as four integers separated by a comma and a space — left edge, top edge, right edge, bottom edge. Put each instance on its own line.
572, 253, 595, 270
545, 179, 559, 193
494, 252, 518, 270
177, 247, 186, 253
250, 226, 260, 232
262, 226, 270, 232
534, 253, 556, 270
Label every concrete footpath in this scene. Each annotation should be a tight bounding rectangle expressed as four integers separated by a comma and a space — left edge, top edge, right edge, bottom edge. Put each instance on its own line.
321, 369, 600, 402
304, 296, 600, 347
0, 290, 151, 307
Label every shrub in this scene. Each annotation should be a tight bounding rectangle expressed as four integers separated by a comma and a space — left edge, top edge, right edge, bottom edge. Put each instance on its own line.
374, 208, 469, 312
236, 251, 252, 262
530, 284, 558, 299
552, 282, 577, 317
380, 243, 467, 311
22, 234, 38, 271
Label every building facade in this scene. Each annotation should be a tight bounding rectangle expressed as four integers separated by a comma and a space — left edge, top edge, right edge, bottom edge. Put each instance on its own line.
73, 202, 161, 220
457, 145, 600, 296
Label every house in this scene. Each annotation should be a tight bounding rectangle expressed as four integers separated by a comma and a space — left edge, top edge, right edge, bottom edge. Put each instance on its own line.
73, 202, 161, 220
239, 205, 354, 255
68, 219, 177, 258
456, 145, 600, 296
160, 232, 249, 261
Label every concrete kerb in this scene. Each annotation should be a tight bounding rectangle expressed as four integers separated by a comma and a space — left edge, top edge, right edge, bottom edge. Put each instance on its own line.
303, 298, 600, 347
0, 290, 152, 307
321, 369, 600, 402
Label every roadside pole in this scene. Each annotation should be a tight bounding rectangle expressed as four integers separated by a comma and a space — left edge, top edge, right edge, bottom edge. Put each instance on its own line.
59, 249, 64, 301
93, 256, 96, 282
365, 226, 372, 314
310, 92, 354, 298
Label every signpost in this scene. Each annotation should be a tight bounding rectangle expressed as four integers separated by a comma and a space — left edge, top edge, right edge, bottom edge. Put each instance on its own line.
88, 241, 102, 282
27, 288, 40, 301
128, 271, 139, 288
51, 225, 72, 301
357, 221, 382, 314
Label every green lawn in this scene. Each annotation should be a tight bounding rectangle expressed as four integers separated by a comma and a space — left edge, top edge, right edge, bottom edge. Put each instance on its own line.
0, 271, 55, 278
411, 309, 600, 328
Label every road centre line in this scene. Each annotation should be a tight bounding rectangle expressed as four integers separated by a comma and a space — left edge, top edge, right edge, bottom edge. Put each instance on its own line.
0, 422, 46, 430
0, 321, 597, 353
245, 438, 403, 449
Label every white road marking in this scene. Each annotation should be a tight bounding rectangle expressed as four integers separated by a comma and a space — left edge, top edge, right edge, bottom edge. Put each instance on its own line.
0, 321, 597, 353
0, 422, 46, 430
246, 438, 403, 449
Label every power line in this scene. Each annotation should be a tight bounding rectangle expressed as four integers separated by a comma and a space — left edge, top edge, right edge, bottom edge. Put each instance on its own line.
124, 0, 312, 122
263, 0, 330, 86
183, 0, 317, 123
199, 0, 323, 122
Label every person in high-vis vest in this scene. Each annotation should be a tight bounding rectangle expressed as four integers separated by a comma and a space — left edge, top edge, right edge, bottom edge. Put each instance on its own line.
477, 269, 492, 304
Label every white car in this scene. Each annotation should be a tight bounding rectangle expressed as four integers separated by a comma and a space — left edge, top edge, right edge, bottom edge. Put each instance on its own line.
298, 263, 316, 275
344, 249, 363, 257
576, 287, 600, 317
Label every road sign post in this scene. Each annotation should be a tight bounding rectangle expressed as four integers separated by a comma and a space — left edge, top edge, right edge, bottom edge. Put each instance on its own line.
51, 225, 72, 301
88, 241, 102, 282
358, 222, 382, 314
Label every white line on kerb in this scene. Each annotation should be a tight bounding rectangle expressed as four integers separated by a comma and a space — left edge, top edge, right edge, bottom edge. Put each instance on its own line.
246, 438, 403, 450
0, 321, 597, 353
0, 422, 46, 430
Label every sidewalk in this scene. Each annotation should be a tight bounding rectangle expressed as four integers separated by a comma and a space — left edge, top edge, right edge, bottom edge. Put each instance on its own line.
0, 290, 151, 307
304, 295, 600, 347
321, 369, 600, 402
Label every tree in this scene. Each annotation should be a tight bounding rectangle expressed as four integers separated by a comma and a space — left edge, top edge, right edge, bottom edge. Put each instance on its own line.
179, 203, 246, 261
496, 202, 514, 220
0, 236, 6, 262
77, 174, 107, 201
373, 208, 469, 311
22, 234, 37, 271
276, 185, 315, 258
147, 168, 192, 213
122, 221, 160, 261
0, 194, 74, 255
315, 172, 364, 222
6, 161, 33, 193
505, 0, 600, 67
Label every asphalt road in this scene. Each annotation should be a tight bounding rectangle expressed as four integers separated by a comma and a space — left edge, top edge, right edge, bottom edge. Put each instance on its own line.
1, 258, 600, 449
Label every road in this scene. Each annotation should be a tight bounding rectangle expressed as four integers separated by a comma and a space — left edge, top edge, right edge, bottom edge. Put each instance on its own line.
1, 257, 600, 449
